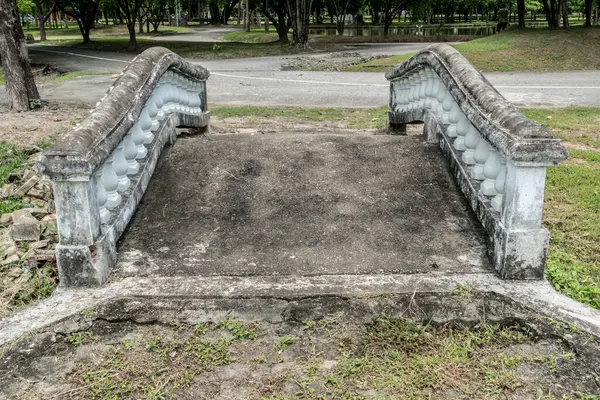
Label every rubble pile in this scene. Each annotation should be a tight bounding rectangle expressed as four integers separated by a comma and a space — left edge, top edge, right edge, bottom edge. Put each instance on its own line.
0, 149, 57, 284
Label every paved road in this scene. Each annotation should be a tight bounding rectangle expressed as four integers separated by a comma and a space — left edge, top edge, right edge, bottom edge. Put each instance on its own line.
11, 45, 600, 108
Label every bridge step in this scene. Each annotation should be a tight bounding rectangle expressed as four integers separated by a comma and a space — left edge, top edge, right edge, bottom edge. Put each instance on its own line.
116, 132, 492, 278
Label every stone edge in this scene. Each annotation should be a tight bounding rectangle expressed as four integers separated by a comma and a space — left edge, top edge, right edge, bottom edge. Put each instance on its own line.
1, 273, 599, 347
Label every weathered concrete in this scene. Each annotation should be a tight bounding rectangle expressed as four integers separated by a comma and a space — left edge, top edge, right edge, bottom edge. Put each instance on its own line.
116, 132, 491, 278
386, 44, 568, 279
2, 273, 600, 349
36, 48, 210, 287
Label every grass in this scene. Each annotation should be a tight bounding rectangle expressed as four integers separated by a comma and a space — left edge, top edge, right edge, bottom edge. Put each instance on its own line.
59, 315, 592, 399
346, 27, 600, 72
223, 29, 280, 43
211, 105, 387, 129
40, 36, 305, 60
50, 71, 111, 83
0, 142, 29, 186
518, 108, 600, 310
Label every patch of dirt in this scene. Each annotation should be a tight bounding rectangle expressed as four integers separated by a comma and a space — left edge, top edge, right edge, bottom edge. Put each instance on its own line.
0, 101, 91, 147
281, 52, 391, 71
1, 311, 599, 400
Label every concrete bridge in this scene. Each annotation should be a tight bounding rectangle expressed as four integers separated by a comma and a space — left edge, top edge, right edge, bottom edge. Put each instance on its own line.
36, 45, 567, 288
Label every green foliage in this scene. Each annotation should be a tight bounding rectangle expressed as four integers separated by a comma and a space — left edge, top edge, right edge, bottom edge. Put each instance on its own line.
0, 199, 24, 215
28, 99, 42, 109
66, 331, 91, 345
16, 0, 34, 14
0, 142, 28, 185
451, 284, 473, 298
218, 317, 257, 340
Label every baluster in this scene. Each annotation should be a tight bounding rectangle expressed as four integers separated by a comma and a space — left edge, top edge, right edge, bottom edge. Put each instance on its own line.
424, 68, 435, 109
113, 143, 130, 193
435, 81, 447, 118
418, 69, 427, 108
491, 156, 507, 212
139, 108, 154, 144
480, 147, 501, 196
123, 132, 140, 174
146, 99, 160, 132
430, 74, 441, 110
131, 123, 147, 159
447, 102, 462, 138
462, 128, 480, 165
101, 156, 121, 209
96, 170, 110, 224
401, 77, 410, 111
162, 74, 174, 113
406, 75, 415, 110
441, 93, 454, 124
176, 75, 186, 112
471, 141, 491, 180
183, 78, 193, 114
454, 115, 470, 151
151, 90, 165, 121
189, 81, 201, 115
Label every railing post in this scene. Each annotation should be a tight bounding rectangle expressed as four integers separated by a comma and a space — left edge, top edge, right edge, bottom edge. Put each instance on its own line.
494, 161, 550, 279
52, 175, 106, 286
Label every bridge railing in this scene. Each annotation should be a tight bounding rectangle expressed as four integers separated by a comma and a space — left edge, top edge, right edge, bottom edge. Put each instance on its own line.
386, 44, 568, 279
37, 47, 210, 286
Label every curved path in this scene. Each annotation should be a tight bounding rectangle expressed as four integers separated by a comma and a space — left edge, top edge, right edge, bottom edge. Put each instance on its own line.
8, 44, 600, 108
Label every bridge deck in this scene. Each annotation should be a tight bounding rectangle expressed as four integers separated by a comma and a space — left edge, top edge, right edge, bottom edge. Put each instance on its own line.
115, 131, 493, 278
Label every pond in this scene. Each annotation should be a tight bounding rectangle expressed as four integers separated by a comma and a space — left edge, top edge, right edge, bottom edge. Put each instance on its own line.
309, 22, 549, 36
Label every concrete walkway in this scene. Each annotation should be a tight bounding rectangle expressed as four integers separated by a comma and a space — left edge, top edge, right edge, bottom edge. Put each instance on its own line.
116, 132, 490, 279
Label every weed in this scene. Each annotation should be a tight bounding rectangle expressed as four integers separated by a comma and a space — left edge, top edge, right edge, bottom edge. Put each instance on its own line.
194, 322, 207, 335
276, 335, 295, 352
185, 338, 236, 369
218, 317, 257, 340
66, 331, 91, 345
451, 284, 473, 298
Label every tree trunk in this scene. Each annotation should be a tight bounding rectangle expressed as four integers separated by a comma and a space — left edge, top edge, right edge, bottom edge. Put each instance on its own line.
560, 0, 569, 28
517, 0, 525, 28
127, 22, 137, 50
36, 2, 47, 41
584, 0, 593, 26
288, 0, 310, 47
0, 0, 41, 111
138, 14, 144, 33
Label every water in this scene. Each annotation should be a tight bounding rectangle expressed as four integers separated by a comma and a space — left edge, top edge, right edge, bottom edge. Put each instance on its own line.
309, 22, 549, 37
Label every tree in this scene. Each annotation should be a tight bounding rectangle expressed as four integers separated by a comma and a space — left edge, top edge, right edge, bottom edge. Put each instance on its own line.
116, 0, 143, 49
263, 0, 291, 42
287, 0, 311, 47
381, 0, 405, 35
329, 0, 353, 34
0, 0, 41, 111
60, 0, 102, 44
143, 0, 168, 31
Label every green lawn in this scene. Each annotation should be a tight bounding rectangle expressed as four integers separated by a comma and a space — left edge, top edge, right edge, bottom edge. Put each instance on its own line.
38, 36, 305, 60
346, 27, 600, 72
520, 108, 600, 309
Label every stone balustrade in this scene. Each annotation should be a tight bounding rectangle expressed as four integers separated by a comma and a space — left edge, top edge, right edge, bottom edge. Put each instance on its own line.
386, 44, 568, 279
36, 48, 210, 286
